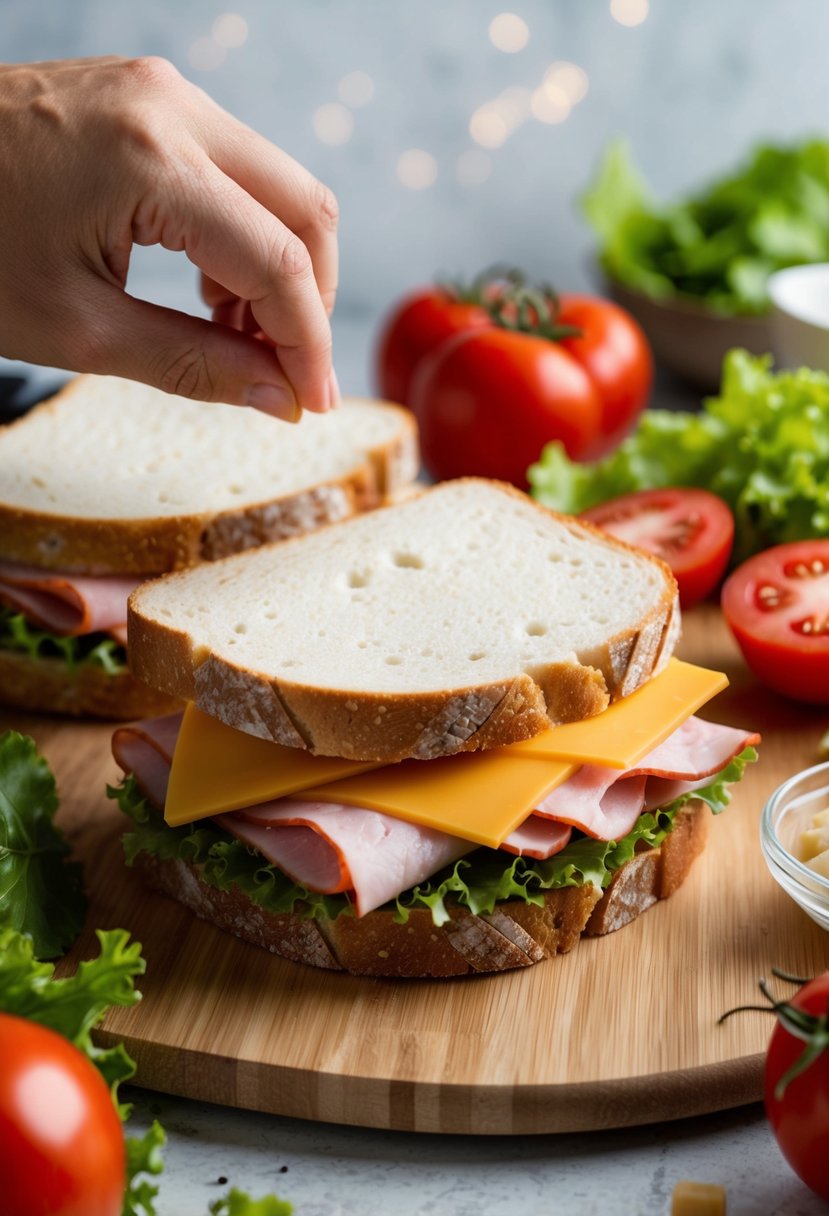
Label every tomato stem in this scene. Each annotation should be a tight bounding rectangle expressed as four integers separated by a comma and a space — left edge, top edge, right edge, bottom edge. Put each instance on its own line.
719, 972, 829, 1097
438, 267, 584, 343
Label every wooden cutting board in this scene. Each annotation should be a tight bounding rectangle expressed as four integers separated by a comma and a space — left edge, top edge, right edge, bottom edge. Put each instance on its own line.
5, 605, 829, 1135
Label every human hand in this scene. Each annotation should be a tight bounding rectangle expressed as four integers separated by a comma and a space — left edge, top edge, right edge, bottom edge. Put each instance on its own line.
0, 55, 340, 421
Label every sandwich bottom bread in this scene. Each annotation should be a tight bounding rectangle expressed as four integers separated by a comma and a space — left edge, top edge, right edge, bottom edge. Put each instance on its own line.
106, 480, 759, 978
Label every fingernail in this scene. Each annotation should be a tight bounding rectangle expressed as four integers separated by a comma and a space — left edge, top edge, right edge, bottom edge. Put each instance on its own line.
327, 367, 341, 411
246, 382, 300, 423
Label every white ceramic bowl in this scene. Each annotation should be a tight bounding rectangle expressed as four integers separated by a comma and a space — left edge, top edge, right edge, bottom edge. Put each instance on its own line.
761, 760, 829, 932
768, 263, 829, 371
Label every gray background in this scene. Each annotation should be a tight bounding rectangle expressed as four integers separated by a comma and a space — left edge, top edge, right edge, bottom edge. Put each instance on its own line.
5, 0, 828, 395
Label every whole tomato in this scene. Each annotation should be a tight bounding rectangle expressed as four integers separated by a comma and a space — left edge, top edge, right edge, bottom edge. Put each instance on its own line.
763, 973, 829, 1201
374, 287, 491, 406
554, 294, 653, 459
411, 327, 605, 487
0, 1012, 125, 1216
399, 277, 652, 487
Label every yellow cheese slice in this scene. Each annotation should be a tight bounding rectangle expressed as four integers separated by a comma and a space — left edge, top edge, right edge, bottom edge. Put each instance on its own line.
509, 659, 728, 768
164, 706, 379, 827
164, 659, 728, 843
294, 753, 577, 848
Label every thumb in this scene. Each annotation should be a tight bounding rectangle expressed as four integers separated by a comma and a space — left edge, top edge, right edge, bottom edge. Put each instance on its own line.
75, 288, 301, 421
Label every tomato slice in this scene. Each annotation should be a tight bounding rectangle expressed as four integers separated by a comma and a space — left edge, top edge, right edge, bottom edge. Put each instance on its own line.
722, 540, 829, 704
581, 488, 734, 608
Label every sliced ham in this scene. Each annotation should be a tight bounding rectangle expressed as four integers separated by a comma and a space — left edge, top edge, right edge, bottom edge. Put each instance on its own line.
0, 559, 140, 636
220, 803, 472, 916
499, 817, 572, 860
112, 714, 182, 808
520, 718, 761, 842
111, 713, 758, 917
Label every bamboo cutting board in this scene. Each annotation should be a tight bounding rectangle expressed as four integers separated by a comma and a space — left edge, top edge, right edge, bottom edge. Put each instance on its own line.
5, 605, 829, 1135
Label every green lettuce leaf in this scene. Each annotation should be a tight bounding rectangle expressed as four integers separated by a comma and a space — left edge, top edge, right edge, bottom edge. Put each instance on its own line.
112, 749, 756, 929
530, 350, 829, 563
0, 606, 128, 674
124, 1121, 167, 1216
0, 731, 86, 957
208, 1190, 293, 1216
111, 776, 349, 921
583, 138, 829, 313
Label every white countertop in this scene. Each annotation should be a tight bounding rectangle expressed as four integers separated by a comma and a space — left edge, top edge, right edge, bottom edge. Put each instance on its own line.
125, 1089, 822, 1216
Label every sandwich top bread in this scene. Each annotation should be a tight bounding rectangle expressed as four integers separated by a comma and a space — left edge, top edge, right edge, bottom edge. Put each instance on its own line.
128, 479, 680, 761
111, 480, 759, 977
0, 374, 417, 717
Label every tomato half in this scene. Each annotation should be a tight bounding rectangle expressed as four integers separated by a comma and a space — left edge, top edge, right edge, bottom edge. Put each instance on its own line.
374, 288, 491, 406
555, 294, 653, 459
765, 973, 829, 1201
0, 1013, 125, 1216
721, 540, 829, 703
410, 328, 604, 487
581, 488, 734, 608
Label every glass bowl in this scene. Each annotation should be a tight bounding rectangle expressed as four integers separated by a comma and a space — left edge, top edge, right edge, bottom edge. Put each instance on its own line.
761, 760, 829, 932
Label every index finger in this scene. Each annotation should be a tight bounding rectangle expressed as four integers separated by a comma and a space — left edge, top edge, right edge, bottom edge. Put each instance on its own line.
192, 93, 339, 316
177, 158, 333, 412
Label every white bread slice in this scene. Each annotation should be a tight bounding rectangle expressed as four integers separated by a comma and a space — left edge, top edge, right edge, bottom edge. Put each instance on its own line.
0, 375, 418, 575
131, 801, 707, 977
129, 479, 679, 761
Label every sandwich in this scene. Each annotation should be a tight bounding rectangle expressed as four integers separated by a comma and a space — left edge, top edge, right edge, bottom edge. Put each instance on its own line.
109, 479, 759, 977
0, 374, 417, 718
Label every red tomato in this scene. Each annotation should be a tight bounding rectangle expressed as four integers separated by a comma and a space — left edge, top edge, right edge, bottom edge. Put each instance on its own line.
0, 1013, 125, 1216
581, 488, 734, 608
721, 540, 829, 703
555, 294, 653, 458
765, 973, 829, 1201
374, 288, 491, 406
410, 328, 604, 487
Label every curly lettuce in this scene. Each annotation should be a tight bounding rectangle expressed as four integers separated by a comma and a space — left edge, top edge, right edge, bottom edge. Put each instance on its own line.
112, 748, 756, 929
0, 606, 127, 674
530, 350, 829, 564
584, 138, 829, 314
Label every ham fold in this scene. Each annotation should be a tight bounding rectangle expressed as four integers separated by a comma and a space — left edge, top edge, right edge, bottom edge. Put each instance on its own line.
219, 803, 472, 917
0, 559, 139, 636
112, 713, 758, 917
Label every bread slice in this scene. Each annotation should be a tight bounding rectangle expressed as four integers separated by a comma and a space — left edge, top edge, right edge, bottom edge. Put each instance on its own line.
129, 479, 679, 761
0, 375, 418, 575
0, 650, 180, 719
131, 802, 707, 977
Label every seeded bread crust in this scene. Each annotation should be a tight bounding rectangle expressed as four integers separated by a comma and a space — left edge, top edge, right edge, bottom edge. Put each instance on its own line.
130, 802, 708, 978
0, 394, 419, 575
128, 484, 680, 761
0, 649, 181, 720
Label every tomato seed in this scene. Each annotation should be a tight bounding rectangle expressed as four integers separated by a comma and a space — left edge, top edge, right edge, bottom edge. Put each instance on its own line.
793, 615, 829, 636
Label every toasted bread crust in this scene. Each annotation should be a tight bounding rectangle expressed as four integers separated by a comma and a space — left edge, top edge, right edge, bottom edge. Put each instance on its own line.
0, 649, 181, 719
0, 406, 419, 575
128, 484, 680, 761
131, 803, 706, 977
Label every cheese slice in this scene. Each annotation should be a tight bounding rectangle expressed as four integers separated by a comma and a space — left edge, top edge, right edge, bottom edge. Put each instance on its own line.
294, 753, 577, 848
164, 706, 379, 827
509, 660, 728, 768
165, 660, 728, 843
